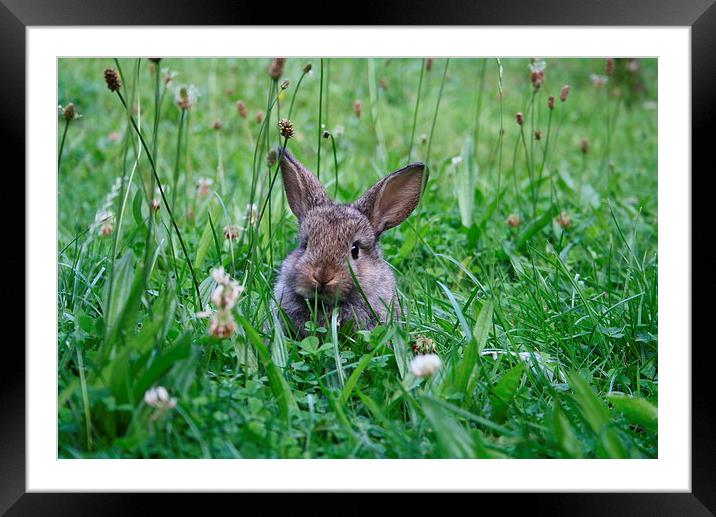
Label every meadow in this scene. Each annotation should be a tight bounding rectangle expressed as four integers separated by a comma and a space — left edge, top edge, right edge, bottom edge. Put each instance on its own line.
58, 57, 658, 459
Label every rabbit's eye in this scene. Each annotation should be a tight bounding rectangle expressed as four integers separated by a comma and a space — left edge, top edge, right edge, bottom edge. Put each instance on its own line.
351, 241, 360, 259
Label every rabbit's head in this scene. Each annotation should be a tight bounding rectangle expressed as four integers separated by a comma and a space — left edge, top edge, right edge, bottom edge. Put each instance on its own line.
278, 148, 425, 302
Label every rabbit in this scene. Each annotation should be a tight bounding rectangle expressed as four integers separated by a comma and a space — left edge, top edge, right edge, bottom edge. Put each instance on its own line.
273, 147, 425, 337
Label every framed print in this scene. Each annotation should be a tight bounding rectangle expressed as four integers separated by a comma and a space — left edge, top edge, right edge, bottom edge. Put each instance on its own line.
3, 0, 714, 513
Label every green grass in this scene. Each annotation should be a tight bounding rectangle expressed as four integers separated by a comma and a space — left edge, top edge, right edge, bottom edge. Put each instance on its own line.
58, 57, 658, 459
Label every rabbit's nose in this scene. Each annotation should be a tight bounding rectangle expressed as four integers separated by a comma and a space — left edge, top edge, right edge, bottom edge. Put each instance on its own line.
313, 268, 336, 287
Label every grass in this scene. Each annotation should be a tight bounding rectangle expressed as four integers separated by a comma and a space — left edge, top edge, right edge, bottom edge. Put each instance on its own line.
57, 57, 658, 459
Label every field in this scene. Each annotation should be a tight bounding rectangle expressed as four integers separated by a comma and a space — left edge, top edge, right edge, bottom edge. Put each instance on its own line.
58, 57, 658, 459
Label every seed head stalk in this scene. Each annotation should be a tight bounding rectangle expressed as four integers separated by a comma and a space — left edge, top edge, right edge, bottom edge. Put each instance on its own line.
287, 64, 312, 120
407, 58, 450, 302
58, 118, 71, 171
489, 58, 506, 291
495, 58, 505, 198
528, 89, 538, 218
424, 59, 450, 174
510, 134, 525, 216
99, 60, 153, 366
244, 135, 291, 282
257, 137, 291, 235
239, 76, 287, 283
519, 122, 537, 217
141, 60, 164, 290
171, 109, 186, 213
407, 58, 426, 164
472, 59, 487, 160
104, 59, 140, 353
317, 58, 324, 178
247, 93, 278, 220
547, 85, 570, 188
328, 133, 339, 198
236, 87, 283, 269
536, 102, 554, 205
367, 59, 388, 170
325, 60, 331, 130
111, 86, 203, 310
600, 91, 622, 190
267, 78, 278, 266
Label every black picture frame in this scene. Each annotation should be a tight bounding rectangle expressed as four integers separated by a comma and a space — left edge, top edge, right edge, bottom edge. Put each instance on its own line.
3, 1, 712, 514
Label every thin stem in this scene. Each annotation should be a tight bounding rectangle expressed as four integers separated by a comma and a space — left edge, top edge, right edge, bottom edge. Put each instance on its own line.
529, 90, 537, 217
329, 133, 339, 198
267, 79, 277, 265
76, 346, 93, 451
325, 59, 330, 130
510, 137, 524, 215
519, 126, 536, 216
317, 58, 324, 178
472, 59, 487, 155
58, 118, 71, 171
407, 59, 426, 163
491, 58, 506, 288
237, 90, 282, 267
115, 90, 203, 310
104, 58, 140, 356
258, 138, 290, 229
245, 137, 290, 267
367, 59, 388, 169
425, 58, 450, 174
171, 109, 186, 212
600, 93, 622, 184
215, 128, 225, 195
142, 63, 163, 289
536, 108, 554, 205
406, 58, 450, 303
287, 68, 310, 120
152, 64, 161, 160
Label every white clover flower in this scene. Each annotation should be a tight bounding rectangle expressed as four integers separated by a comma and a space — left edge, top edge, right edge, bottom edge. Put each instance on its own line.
211, 266, 230, 285
410, 353, 442, 378
209, 310, 237, 339
590, 73, 608, 88
196, 177, 213, 197
144, 386, 177, 410
211, 280, 243, 310
451, 156, 463, 167
204, 267, 242, 338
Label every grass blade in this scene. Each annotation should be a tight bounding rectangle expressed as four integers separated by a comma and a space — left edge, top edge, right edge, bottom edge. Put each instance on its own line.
421, 395, 476, 458
236, 312, 297, 421
567, 370, 628, 458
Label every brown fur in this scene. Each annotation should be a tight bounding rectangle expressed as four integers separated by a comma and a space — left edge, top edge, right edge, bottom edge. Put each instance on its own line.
273, 148, 424, 337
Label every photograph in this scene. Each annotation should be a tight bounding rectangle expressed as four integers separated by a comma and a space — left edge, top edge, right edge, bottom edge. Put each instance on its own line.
56, 56, 658, 460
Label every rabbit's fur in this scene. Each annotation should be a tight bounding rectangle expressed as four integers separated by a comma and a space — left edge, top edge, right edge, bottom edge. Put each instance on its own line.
273, 148, 425, 337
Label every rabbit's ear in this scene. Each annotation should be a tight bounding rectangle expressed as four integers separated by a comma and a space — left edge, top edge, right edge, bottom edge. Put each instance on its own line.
279, 148, 329, 220
354, 162, 426, 235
